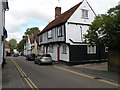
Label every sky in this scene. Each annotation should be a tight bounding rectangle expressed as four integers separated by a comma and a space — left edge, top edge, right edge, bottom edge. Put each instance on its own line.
5, 0, 120, 43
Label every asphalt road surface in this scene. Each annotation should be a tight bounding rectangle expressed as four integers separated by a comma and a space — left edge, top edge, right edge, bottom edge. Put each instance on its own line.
3, 56, 119, 89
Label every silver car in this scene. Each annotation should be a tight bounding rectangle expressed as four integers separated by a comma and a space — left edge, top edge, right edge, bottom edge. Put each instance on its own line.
34, 54, 53, 65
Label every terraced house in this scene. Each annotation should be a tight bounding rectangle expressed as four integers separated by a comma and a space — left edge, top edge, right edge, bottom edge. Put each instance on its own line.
38, 0, 107, 64
0, 0, 9, 68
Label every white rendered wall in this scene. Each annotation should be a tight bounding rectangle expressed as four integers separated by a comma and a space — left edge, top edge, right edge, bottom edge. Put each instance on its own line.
48, 44, 57, 61
0, 1, 2, 66
68, 0, 95, 25
60, 44, 69, 62
66, 0, 95, 44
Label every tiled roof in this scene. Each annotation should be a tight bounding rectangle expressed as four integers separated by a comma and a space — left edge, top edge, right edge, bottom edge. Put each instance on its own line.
38, 2, 82, 35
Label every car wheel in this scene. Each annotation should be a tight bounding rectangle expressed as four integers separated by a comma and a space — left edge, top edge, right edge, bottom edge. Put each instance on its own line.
50, 62, 53, 65
39, 62, 41, 65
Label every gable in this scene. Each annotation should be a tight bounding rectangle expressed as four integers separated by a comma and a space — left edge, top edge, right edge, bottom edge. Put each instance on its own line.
68, 0, 96, 24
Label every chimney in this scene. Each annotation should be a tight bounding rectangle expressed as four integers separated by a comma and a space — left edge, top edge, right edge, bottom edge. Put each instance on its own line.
55, 7, 61, 18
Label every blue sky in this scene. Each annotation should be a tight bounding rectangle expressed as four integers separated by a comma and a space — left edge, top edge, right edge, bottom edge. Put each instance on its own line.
20, 21, 47, 32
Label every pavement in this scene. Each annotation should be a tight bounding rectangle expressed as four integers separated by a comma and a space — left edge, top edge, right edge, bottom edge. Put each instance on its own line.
2, 56, 120, 89
2, 57, 28, 89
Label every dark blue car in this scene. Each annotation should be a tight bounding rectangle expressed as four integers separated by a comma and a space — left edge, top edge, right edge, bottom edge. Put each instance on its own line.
26, 54, 36, 61
13, 53, 19, 57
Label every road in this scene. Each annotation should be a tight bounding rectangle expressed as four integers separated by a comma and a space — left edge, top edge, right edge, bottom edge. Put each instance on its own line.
3, 56, 119, 89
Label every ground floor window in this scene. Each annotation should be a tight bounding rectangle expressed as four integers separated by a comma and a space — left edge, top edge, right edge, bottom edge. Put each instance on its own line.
42, 47, 45, 54
62, 45, 67, 54
49, 45, 53, 53
105, 47, 108, 52
87, 45, 96, 54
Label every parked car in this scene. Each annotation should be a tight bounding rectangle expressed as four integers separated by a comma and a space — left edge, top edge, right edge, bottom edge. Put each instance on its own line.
13, 53, 19, 57
26, 53, 36, 61
34, 54, 52, 65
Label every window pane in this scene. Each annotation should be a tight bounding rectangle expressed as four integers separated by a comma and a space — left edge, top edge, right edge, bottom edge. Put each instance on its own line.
82, 10, 88, 18
58, 26, 62, 36
48, 30, 52, 38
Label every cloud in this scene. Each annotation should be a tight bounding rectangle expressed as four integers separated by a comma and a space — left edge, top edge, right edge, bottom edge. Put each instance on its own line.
5, 0, 120, 42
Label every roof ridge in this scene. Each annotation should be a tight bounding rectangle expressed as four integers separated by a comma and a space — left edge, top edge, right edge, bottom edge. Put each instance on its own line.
38, 2, 83, 35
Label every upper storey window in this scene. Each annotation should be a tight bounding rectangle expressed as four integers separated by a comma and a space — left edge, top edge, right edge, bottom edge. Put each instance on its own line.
57, 26, 63, 37
82, 9, 88, 19
48, 30, 52, 39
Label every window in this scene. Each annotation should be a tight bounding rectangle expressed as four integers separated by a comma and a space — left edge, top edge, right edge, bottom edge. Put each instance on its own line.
57, 26, 62, 37
40, 35, 42, 42
42, 47, 45, 53
82, 9, 88, 18
49, 45, 53, 53
105, 47, 108, 52
62, 45, 67, 54
48, 30, 52, 39
87, 45, 96, 54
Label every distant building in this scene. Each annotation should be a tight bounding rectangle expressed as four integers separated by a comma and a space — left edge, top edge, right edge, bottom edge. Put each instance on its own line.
5, 40, 10, 56
0, 0, 9, 68
24, 33, 40, 56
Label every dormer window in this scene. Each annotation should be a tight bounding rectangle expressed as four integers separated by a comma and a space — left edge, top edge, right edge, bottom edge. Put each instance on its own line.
82, 9, 88, 18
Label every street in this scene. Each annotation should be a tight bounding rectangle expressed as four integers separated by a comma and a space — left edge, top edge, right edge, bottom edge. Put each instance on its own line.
2, 56, 119, 89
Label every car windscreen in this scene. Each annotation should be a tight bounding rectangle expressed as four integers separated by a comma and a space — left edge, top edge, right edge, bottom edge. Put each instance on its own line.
42, 54, 51, 57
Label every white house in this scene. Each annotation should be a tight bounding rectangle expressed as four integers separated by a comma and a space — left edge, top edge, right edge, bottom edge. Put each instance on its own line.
24, 35, 33, 56
31, 35, 40, 55
38, 0, 107, 63
5, 40, 10, 56
0, 0, 9, 68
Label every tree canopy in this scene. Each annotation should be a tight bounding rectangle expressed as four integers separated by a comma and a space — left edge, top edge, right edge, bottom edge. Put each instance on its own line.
17, 39, 25, 52
24, 27, 40, 36
8, 39, 17, 53
17, 27, 40, 52
84, 5, 120, 50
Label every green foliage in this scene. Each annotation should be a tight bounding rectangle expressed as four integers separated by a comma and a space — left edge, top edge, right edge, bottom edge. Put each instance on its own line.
8, 39, 17, 53
17, 27, 40, 52
17, 39, 25, 52
84, 5, 120, 49
24, 27, 40, 36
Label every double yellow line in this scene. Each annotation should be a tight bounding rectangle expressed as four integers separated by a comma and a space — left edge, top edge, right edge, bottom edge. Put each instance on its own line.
53, 66, 120, 87
11, 58, 39, 90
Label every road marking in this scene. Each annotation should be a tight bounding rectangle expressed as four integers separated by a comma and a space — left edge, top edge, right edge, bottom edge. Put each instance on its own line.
53, 66, 120, 87
11, 58, 39, 90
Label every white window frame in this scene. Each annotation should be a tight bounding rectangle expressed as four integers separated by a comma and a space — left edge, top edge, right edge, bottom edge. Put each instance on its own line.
57, 26, 62, 37
40, 35, 42, 42
42, 47, 45, 54
48, 30, 52, 39
82, 9, 89, 18
62, 45, 67, 54
87, 45, 96, 54
105, 47, 108, 52
49, 45, 53, 53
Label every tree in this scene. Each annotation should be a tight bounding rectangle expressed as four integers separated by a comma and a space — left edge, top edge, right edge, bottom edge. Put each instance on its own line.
8, 39, 17, 53
24, 27, 40, 36
17, 27, 40, 53
84, 5, 120, 50
17, 39, 25, 52
84, 5, 120, 72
